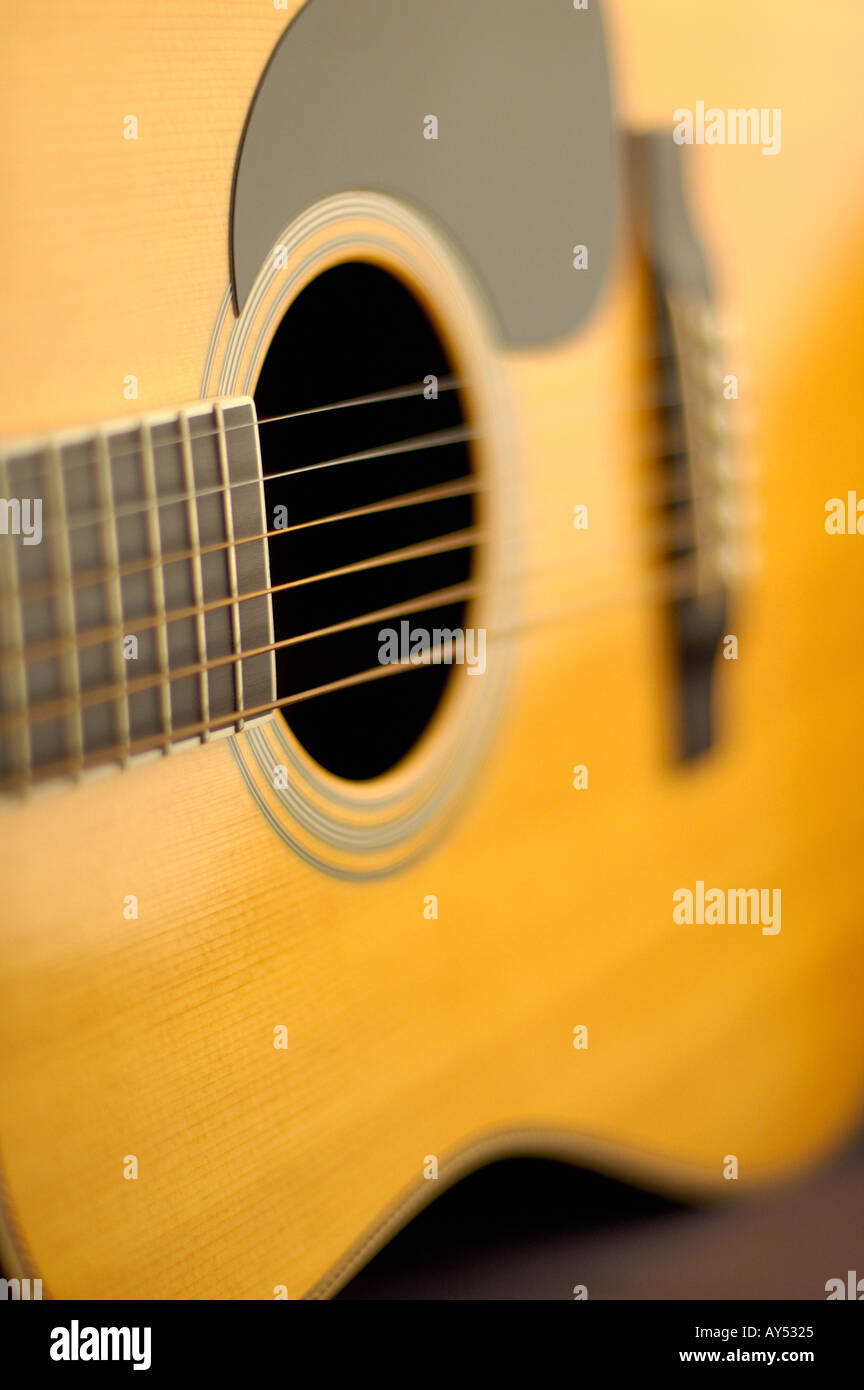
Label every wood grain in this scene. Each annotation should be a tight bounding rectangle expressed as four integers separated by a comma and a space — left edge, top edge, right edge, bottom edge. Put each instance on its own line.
1, 0, 864, 1298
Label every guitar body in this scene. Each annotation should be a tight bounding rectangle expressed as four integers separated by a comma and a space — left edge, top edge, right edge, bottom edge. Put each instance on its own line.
2, 0, 864, 1299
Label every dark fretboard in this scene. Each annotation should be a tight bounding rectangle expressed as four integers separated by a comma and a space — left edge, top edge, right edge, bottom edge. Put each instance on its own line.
0, 398, 275, 791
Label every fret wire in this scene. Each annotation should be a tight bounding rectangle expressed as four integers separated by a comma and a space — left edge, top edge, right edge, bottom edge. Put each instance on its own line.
0, 452, 32, 781
48, 441, 85, 774
178, 412, 211, 739
215, 403, 245, 733
139, 420, 173, 752
94, 429, 131, 764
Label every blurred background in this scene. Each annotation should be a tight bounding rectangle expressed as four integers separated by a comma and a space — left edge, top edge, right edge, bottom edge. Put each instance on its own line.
337, 1143, 864, 1299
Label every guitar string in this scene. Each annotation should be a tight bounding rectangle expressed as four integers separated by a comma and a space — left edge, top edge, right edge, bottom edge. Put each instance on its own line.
0, 409, 697, 617
0, 396, 700, 612
0, 452, 718, 675
0, 556, 708, 770
2, 377, 464, 476
0, 532, 726, 737
13, 478, 486, 605
0, 476, 485, 612
0, 367, 733, 747
25, 423, 480, 544
0, 324, 703, 478
0, 579, 480, 731
8, 369, 694, 548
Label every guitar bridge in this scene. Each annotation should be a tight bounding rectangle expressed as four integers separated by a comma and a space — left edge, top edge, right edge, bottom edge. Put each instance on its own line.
629, 131, 738, 760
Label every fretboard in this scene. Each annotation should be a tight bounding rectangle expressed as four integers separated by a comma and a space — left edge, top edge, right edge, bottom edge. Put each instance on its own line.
0, 398, 275, 792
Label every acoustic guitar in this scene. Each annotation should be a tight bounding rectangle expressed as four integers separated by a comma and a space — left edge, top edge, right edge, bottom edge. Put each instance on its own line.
2, 0, 863, 1300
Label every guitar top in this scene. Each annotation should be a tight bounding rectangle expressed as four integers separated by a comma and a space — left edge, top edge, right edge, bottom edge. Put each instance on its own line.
1, 0, 863, 1299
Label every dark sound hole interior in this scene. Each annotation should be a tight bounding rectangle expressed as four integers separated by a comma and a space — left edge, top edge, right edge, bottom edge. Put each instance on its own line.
254, 261, 476, 781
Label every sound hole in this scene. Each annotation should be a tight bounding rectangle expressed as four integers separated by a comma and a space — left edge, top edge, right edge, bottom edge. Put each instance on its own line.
254, 262, 476, 781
